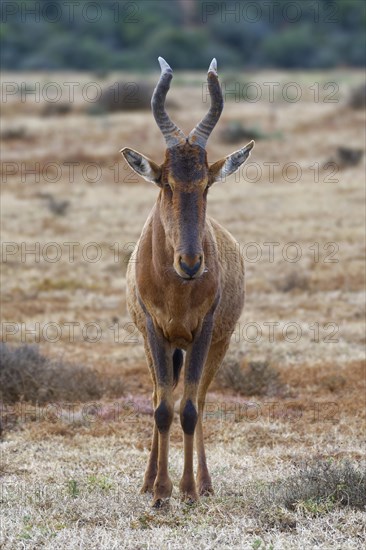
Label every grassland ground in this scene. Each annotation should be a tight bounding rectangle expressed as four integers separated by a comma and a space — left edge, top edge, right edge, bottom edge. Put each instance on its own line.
1, 70, 365, 548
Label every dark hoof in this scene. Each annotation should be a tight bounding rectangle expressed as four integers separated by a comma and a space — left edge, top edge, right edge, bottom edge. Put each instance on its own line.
140, 485, 153, 494
199, 486, 214, 497
152, 477, 173, 503
184, 497, 198, 506
152, 498, 163, 508
180, 487, 199, 504
152, 497, 169, 509
140, 479, 155, 494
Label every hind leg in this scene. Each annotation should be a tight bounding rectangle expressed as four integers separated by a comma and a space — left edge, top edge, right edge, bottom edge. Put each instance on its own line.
196, 337, 231, 496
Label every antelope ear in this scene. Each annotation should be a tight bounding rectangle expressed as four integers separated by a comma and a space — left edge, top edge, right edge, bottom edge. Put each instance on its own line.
209, 140, 255, 184
120, 148, 162, 185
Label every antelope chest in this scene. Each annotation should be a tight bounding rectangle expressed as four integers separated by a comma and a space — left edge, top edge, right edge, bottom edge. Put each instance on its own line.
147, 297, 207, 348
140, 278, 216, 348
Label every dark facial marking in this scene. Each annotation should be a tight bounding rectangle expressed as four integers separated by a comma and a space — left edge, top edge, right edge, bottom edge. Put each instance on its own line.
162, 144, 209, 262
166, 143, 208, 187
178, 191, 204, 256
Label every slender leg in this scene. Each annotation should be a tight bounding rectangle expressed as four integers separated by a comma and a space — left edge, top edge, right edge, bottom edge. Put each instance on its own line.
140, 344, 158, 493
145, 315, 174, 507
179, 313, 215, 502
153, 400, 174, 507
196, 337, 231, 495
179, 382, 199, 502
141, 390, 158, 493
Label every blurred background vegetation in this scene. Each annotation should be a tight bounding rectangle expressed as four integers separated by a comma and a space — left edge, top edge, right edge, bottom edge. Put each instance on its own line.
1, 0, 365, 71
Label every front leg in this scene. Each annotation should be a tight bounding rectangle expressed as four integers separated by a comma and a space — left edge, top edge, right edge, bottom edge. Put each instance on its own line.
179, 312, 215, 503
140, 390, 158, 493
140, 343, 158, 493
146, 314, 174, 507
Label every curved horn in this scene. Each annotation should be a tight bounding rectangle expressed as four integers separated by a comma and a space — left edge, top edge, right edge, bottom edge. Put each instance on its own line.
151, 57, 185, 148
188, 58, 224, 149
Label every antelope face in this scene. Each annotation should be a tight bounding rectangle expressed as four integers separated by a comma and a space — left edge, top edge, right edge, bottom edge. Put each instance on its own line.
121, 57, 255, 280
160, 143, 209, 279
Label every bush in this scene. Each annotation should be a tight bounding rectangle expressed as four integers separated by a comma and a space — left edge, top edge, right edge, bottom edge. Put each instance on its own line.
324, 146, 364, 171
227, 459, 366, 530
1, 0, 365, 70
0, 126, 27, 140
0, 343, 124, 404
94, 81, 153, 113
274, 271, 310, 293
261, 25, 322, 69
248, 459, 366, 529
348, 82, 366, 110
144, 28, 210, 69
217, 359, 284, 396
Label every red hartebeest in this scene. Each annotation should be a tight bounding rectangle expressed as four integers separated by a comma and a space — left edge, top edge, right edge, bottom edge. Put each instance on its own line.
121, 58, 254, 507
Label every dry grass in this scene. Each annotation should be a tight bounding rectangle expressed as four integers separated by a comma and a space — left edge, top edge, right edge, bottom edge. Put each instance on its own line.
1, 69, 365, 548
1, 427, 365, 549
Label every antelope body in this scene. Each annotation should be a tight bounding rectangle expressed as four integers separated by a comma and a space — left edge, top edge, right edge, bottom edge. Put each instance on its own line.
121, 58, 254, 506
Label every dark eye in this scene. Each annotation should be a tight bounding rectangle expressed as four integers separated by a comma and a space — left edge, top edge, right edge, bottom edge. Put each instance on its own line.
164, 183, 173, 196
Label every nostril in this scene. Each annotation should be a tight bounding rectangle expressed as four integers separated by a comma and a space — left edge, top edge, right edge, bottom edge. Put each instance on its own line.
179, 255, 202, 277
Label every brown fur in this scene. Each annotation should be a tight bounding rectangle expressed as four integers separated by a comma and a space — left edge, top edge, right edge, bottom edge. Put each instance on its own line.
122, 137, 252, 506
127, 213, 245, 348
121, 57, 254, 504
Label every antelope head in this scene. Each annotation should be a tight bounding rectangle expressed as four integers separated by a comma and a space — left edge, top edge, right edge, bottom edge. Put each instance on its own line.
121, 58, 254, 280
